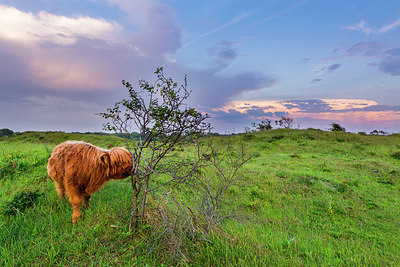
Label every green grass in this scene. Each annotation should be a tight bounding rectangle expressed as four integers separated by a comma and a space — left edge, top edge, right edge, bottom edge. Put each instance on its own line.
1, 129, 400, 265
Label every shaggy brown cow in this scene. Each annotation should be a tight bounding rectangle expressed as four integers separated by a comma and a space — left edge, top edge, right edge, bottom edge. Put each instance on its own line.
47, 140, 132, 223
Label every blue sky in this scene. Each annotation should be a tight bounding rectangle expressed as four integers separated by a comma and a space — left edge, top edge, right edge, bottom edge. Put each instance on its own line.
0, 0, 399, 133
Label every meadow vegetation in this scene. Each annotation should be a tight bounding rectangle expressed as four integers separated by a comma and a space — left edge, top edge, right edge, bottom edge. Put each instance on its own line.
1, 129, 400, 265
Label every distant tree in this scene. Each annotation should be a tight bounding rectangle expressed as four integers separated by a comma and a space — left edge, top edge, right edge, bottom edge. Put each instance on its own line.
329, 123, 346, 132
275, 116, 294, 129
370, 130, 388, 135
358, 131, 367, 136
252, 118, 273, 131
0, 128, 14, 137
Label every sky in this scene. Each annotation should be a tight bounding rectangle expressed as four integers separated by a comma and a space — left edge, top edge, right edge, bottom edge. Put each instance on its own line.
0, 0, 400, 134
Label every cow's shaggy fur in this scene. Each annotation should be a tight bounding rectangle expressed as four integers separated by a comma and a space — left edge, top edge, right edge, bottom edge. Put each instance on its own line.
47, 141, 132, 223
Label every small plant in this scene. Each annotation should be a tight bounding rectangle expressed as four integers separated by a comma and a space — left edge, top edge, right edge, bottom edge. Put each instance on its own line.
2, 190, 43, 215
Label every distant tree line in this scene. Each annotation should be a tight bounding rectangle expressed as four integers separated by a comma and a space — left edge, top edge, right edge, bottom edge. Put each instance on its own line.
251, 118, 395, 136
0, 128, 14, 137
70, 131, 142, 140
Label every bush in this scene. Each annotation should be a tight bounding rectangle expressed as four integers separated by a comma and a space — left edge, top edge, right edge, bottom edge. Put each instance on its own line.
370, 130, 388, 135
329, 123, 345, 132
252, 119, 273, 131
275, 116, 294, 129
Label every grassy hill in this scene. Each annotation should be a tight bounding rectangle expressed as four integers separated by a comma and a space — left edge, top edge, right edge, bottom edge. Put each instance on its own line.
1, 129, 399, 265
1, 131, 125, 148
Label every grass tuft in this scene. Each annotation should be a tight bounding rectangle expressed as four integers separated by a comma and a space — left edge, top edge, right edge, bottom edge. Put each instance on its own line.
2, 190, 43, 215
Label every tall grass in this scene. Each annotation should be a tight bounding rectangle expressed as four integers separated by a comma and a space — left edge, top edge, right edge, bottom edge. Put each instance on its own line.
1, 129, 399, 265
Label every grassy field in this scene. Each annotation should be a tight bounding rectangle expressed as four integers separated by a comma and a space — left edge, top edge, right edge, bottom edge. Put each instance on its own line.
1, 129, 399, 265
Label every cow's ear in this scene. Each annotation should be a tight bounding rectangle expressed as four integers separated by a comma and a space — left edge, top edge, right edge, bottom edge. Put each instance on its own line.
100, 153, 110, 165
100, 153, 111, 177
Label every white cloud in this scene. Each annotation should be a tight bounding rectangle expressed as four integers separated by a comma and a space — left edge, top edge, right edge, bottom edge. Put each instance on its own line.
0, 2, 180, 92
378, 17, 400, 33
345, 20, 372, 35
0, 5, 122, 45
345, 17, 400, 35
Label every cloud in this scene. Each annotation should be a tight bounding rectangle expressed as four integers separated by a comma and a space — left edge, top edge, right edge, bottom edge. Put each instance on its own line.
189, 68, 275, 107
212, 109, 251, 123
208, 40, 241, 61
358, 105, 400, 112
218, 49, 237, 60
365, 47, 400, 76
345, 17, 400, 36
0, 3, 183, 92
181, 1, 273, 49
345, 20, 372, 35
386, 48, 400, 56
310, 78, 322, 83
378, 17, 400, 33
301, 58, 310, 63
346, 42, 386, 57
326, 63, 341, 73
258, 0, 309, 24
282, 99, 332, 113
376, 55, 400, 76
246, 108, 274, 118
182, 14, 249, 49
0, 5, 122, 45
314, 63, 341, 75
183, 0, 308, 49
338, 42, 400, 76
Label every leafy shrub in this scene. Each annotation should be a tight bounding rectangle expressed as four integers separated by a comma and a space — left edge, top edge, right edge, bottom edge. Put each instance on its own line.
2, 190, 43, 215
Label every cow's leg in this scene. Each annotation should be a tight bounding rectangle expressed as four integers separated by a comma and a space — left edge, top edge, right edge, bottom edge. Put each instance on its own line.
66, 184, 84, 224
54, 181, 66, 199
83, 195, 91, 208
